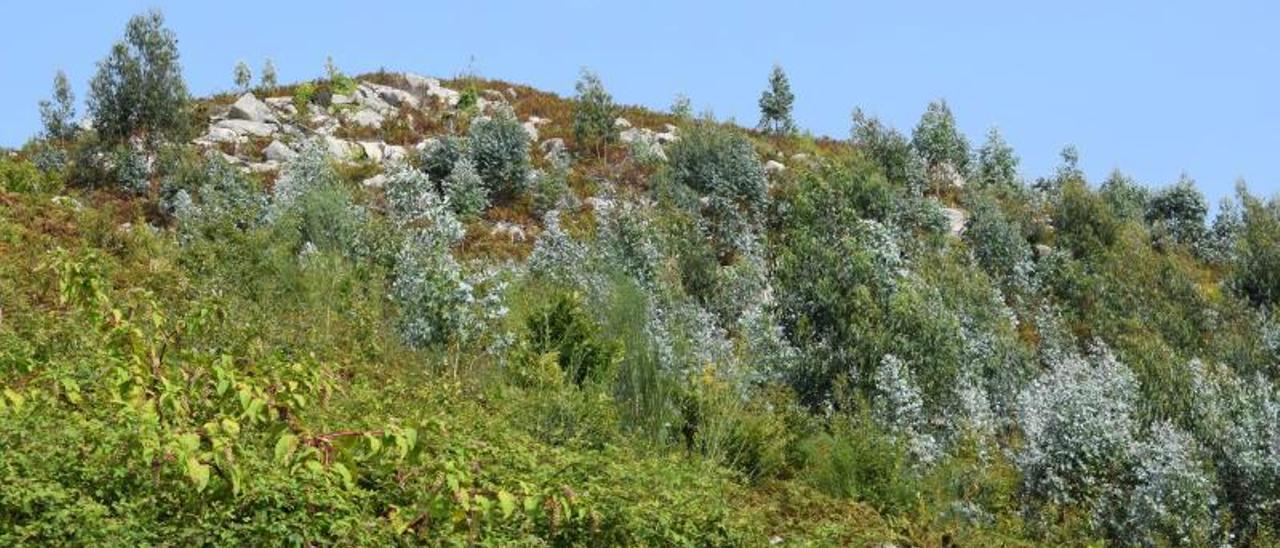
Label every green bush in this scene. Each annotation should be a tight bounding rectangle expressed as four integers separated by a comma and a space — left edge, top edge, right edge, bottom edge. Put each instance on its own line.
467, 107, 531, 201
799, 412, 918, 515
523, 292, 621, 387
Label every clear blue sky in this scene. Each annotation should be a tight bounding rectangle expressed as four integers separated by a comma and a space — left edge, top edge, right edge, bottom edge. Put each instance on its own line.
3, 1, 1277, 203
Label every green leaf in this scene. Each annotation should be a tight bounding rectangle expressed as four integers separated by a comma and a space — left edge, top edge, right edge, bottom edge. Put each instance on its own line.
59, 377, 81, 404
497, 490, 516, 518
332, 462, 354, 489
185, 456, 210, 491
176, 432, 201, 453
275, 433, 299, 464
3, 388, 24, 410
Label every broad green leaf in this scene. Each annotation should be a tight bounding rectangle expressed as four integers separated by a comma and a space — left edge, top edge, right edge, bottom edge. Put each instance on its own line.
185, 456, 210, 491
275, 433, 299, 464
497, 490, 516, 518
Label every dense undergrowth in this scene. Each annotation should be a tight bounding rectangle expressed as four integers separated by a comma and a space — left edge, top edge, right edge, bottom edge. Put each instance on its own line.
5, 9, 1280, 546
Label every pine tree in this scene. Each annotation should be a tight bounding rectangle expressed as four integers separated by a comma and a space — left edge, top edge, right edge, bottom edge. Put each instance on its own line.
757, 64, 795, 136
233, 60, 252, 92
38, 70, 77, 142
87, 9, 190, 143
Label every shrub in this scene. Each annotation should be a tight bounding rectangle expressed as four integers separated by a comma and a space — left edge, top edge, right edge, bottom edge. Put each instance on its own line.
528, 211, 589, 287
964, 194, 1031, 281
291, 82, 315, 116
383, 162, 438, 224
467, 106, 531, 200
799, 411, 918, 515
112, 145, 150, 195
524, 292, 621, 387
87, 9, 190, 143
851, 108, 926, 193
1146, 175, 1208, 249
0, 155, 55, 194
419, 135, 466, 182
169, 153, 267, 236
1016, 344, 1138, 530
391, 227, 471, 349
665, 122, 768, 260
572, 68, 619, 157
272, 140, 369, 257
1126, 422, 1220, 546
872, 354, 939, 464
442, 157, 488, 218
530, 168, 573, 217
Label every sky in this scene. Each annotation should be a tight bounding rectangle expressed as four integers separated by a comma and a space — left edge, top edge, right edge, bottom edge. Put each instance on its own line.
2, 0, 1277, 204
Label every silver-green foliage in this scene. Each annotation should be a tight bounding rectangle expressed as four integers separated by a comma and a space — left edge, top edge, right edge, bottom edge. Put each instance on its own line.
233, 61, 252, 91
260, 58, 277, 90
1016, 344, 1138, 524
443, 157, 489, 218
1127, 422, 1219, 546
975, 127, 1019, 190
39, 70, 77, 142
666, 122, 768, 259
911, 99, 970, 177
467, 107, 531, 200
757, 64, 795, 136
572, 68, 619, 156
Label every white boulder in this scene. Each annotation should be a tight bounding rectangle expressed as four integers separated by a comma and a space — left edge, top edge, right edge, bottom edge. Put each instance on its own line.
213, 119, 276, 138
263, 140, 296, 162
228, 93, 276, 123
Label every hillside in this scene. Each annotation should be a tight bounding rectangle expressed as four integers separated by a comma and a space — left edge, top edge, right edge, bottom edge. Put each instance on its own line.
4, 10, 1280, 546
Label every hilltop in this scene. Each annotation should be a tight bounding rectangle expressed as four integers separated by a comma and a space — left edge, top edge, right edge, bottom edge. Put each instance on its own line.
3, 9, 1280, 546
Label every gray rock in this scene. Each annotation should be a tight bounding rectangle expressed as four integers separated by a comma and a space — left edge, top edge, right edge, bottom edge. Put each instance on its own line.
353, 84, 395, 113
357, 141, 384, 162
214, 119, 276, 137
246, 161, 279, 174
330, 94, 354, 106
403, 73, 460, 107
264, 97, 297, 117
765, 160, 787, 174
521, 121, 539, 141
1034, 244, 1053, 259
263, 140, 296, 162
228, 93, 276, 123
383, 145, 409, 162
323, 136, 357, 159
203, 126, 241, 143
363, 82, 419, 109
348, 109, 385, 128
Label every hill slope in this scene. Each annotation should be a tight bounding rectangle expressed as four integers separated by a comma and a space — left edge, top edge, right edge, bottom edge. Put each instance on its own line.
3, 51, 1280, 546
